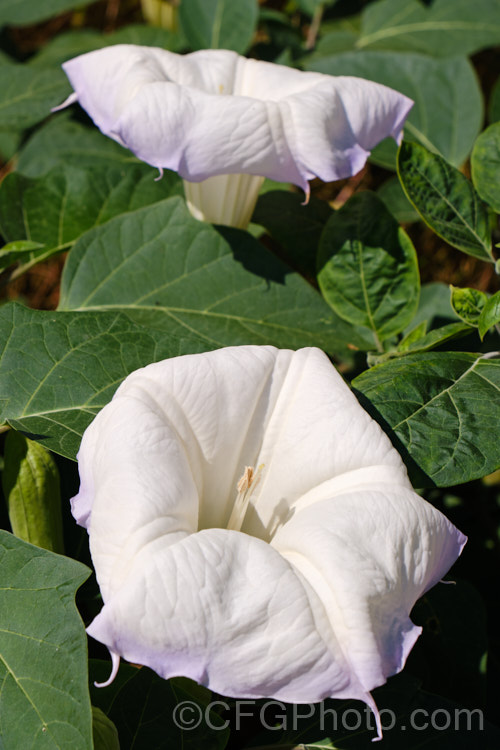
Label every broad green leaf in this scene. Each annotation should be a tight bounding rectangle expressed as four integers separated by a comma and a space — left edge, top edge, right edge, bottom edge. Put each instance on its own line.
357, 0, 500, 57
399, 320, 428, 350
397, 141, 493, 261
30, 25, 185, 68
353, 352, 500, 486
92, 707, 120, 750
409, 281, 458, 329
2, 431, 64, 553
59, 196, 365, 355
450, 286, 488, 327
0, 129, 20, 161
377, 175, 420, 224
253, 190, 333, 280
0, 61, 70, 131
305, 51, 483, 169
399, 322, 472, 354
312, 29, 358, 55
471, 122, 500, 213
368, 322, 473, 365
17, 113, 139, 178
0, 0, 92, 25
90, 663, 229, 750
478, 290, 500, 339
0, 241, 44, 273
317, 192, 419, 347
179, 0, 258, 52
0, 164, 182, 270
0, 530, 92, 749
0, 303, 208, 459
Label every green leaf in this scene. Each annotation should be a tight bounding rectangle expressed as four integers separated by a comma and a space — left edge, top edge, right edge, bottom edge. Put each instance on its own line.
90, 663, 229, 750
59, 196, 365, 355
368, 322, 473, 365
377, 175, 420, 224
30, 25, 185, 68
399, 322, 472, 354
0, 241, 45, 272
399, 319, 428, 350
0, 129, 21, 161
410, 281, 458, 329
397, 141, 493, 261
478, 290, 500, 338
253, 190, 333, 280
450, 286, 488, 327
317, 192, 419, 347
0, 0, 93, 25
305, 51, 483, 169
353, 351, 500, 486
0, 530, 92, 749
17, 113, 139, 178
357, 0, 500, 57
2, 431, 64, 553
0, 164, 182, 270
471, 121, 500, 213
179, 0, 258, 53
0, 60, 70, 131
0, 303, 208, 459
92, 707, 120, 750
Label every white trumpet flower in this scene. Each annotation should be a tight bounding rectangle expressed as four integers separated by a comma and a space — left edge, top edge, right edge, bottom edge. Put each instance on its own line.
72, 346, 465, 740
59, 46, 413, 228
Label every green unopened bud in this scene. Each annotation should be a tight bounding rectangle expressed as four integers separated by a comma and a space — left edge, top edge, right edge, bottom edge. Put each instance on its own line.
92, 706, 120, 750
2, 431, 64, 553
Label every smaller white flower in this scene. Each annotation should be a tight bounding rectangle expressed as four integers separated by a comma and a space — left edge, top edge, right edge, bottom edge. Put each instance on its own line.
59, 46, 413, 228
72, 345, 465, 740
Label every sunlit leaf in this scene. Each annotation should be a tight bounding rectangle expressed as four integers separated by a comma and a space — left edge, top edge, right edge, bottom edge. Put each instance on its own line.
317, 192, 419, 347
471, 121, 500, 213
450, 286, 488, 327
353, 351, 500, 486
398, 141, 492, 261
59, 196, 367, 355
478, 290, 500, 339
0, 530, 91, 749
0, 60, 69, 131
0, 164, 182, 269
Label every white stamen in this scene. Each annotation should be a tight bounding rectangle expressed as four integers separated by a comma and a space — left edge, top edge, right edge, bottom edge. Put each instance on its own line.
227, 464, 264, 532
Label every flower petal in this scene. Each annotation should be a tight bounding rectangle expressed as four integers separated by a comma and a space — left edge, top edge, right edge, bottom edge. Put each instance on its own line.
61, 45, 413, 192
86, 528, 372, 705
272, 488, 466, 692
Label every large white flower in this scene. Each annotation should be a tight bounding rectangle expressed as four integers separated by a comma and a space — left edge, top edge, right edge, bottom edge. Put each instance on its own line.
59, 46, 413, 228
72, 346, 465, 739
